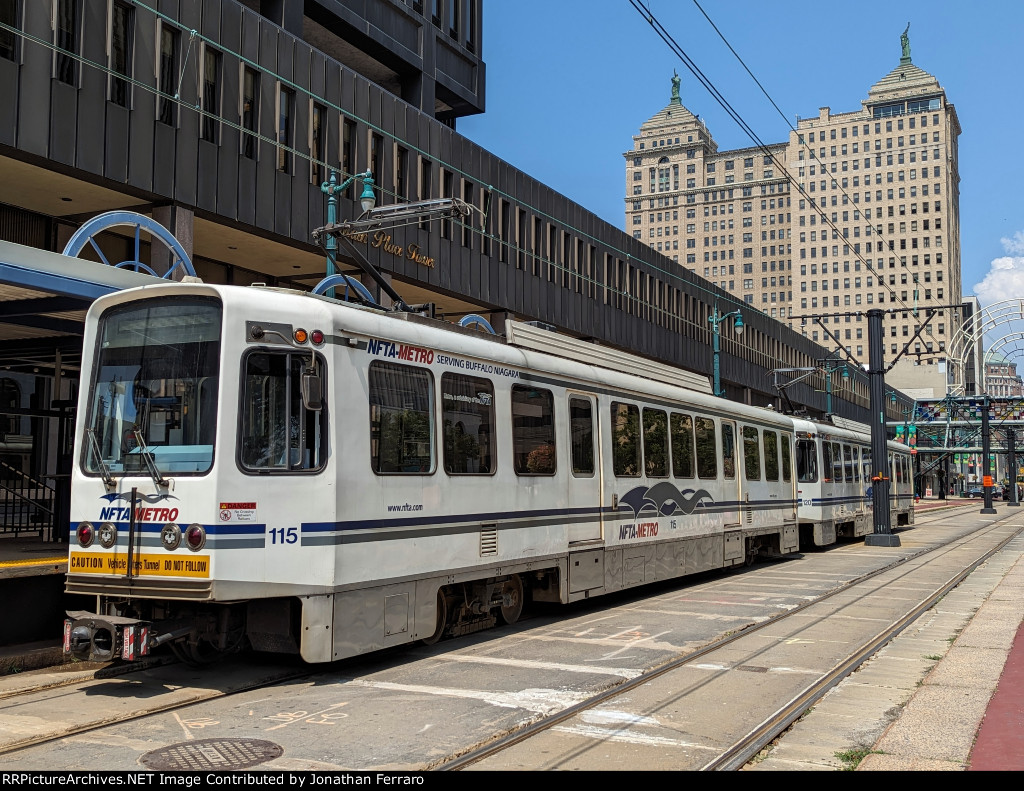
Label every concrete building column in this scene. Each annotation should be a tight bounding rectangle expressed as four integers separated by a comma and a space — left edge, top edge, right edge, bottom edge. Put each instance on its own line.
152, 204, 194, 279
360, 271, 394, 310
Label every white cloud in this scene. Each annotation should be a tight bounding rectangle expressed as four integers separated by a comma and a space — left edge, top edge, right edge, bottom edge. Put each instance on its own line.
973, 232, 1024, 304
1001, 231, 1024, 255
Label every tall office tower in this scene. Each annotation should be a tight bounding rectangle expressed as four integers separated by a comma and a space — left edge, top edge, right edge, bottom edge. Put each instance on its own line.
623, 73, 792, 319
626, 29, 961, 372
789, 30, 961, 367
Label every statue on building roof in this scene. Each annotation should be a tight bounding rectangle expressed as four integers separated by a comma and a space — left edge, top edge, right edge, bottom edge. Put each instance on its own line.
670, 70, 681, 103
900, 23, 911, 62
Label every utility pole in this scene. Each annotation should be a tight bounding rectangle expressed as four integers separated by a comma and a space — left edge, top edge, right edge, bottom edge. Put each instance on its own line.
865, 308, 900, 547
981, 396, 996, 514
1008, 428, 1018, 507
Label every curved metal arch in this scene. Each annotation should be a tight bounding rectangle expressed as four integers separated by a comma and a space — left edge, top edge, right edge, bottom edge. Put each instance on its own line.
62, 211, 197, 279
948, 298, 1024, 395
311, 274, 380, 306
457, 314, 496, 334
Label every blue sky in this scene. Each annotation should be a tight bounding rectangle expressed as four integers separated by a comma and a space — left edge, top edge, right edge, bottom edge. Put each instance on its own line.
460, 0, 1024, 310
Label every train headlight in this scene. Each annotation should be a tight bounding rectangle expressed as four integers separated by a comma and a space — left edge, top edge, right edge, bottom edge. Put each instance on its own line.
160, 523, 181, 551
293, 328, 308, 344
76, 522, 94, 548
185, 523, 207, 551
311, 329, 325, 345
97, 522, 117, 549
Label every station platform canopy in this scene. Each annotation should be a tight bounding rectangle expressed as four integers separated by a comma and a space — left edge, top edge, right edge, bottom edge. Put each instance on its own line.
0, 239, 164, 376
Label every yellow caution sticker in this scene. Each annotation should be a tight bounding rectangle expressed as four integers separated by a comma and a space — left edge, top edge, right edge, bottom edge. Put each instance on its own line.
69, 552, 210, 578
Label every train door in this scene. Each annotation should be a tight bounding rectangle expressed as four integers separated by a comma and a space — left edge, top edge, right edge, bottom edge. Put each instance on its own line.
567, 393, 602, 543
720, 419, 740, 526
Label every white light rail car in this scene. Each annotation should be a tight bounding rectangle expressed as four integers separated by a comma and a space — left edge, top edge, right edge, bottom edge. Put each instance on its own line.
67, 282, 816, 665
792, 417, 914, 546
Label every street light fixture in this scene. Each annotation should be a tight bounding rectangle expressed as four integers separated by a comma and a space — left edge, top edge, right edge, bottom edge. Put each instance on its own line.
709, 304, 743, 398
821, 356, 850, 416
320, 169, 376, 295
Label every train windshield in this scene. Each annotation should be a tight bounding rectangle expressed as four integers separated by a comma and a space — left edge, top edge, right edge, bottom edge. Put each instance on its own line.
83, 297, 221, 476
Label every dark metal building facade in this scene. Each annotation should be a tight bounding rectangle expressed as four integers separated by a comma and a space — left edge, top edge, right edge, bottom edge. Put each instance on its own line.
0, 0, 904, 421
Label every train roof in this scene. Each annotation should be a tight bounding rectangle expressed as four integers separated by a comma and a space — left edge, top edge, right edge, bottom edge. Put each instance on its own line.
790, 415, 911, 452
88, 282, 800, 430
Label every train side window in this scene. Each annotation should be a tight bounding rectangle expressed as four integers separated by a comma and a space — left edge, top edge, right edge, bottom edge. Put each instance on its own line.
843, 445, 855, 483
671, 413, 695, 478
796, 438, 817, 483
241, 351, 327, 473
368, 361, 434, 475
832, 442, 844, 481
569, 397, 595, 476
721, 421, 736, 480
441, 373, 495, 475
512, 385, 555, 475
742, 426, 761, 481
695, 417, 717, 479
781, 434, 792, 482
643, 408, 669, 478
764, 430, 779, 481
611, 402, 640, 477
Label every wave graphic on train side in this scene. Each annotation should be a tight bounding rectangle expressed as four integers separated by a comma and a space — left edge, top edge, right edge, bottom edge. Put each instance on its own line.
618, 483, 714, 520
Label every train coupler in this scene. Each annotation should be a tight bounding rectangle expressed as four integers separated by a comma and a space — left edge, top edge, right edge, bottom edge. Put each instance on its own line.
64, 611, 153, 663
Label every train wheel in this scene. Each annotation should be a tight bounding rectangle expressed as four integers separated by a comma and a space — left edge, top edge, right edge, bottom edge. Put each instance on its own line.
421, 590, 448, 645
497, 575, 524, 625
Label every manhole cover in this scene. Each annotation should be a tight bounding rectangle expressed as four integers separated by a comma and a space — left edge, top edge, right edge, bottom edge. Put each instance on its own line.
140, 738, 283, 771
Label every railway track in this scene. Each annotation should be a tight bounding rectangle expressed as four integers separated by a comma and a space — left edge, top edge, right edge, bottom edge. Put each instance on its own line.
0, 504, 1009, 771
440, 512, 1022, 770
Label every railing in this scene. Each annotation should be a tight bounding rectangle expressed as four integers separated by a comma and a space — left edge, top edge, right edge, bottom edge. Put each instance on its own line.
0, 459, 55, 540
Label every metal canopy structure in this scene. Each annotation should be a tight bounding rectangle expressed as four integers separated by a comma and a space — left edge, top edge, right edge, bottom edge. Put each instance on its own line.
891, 396, 1024, 508
909, 396, 1024, 449
0, 238, 166, 376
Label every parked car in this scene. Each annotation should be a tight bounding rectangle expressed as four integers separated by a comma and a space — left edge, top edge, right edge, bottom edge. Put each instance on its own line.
966, 485, 1005, 499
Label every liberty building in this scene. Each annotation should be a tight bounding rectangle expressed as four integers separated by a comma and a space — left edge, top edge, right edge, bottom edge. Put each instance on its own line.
626, 29, 961, 372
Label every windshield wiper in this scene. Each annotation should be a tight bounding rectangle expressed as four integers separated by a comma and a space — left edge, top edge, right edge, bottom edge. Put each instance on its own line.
85, 428, 115, 488
131, 428, 169, 488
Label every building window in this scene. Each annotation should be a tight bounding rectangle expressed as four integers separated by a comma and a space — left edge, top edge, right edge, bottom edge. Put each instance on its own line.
371, 132, 383, 204
448, 0, 460, 39
310, 103, 326, 185
397, 146, 410, 202
54, 0, 79, 85
0, 0, 19, 62
241, 66, 259, 159
343, 118, 356, 196
465, 0, 476, 51
109, 1, 133, 107
277, 85, 294, 173
157, 24, 179, 125
200, 46, 221, 143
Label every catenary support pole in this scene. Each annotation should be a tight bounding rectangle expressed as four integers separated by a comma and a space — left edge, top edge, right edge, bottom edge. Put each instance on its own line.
865, 309, 900, 546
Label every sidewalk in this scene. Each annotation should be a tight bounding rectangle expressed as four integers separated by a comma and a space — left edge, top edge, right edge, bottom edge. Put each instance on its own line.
857, 535, 1024, 770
